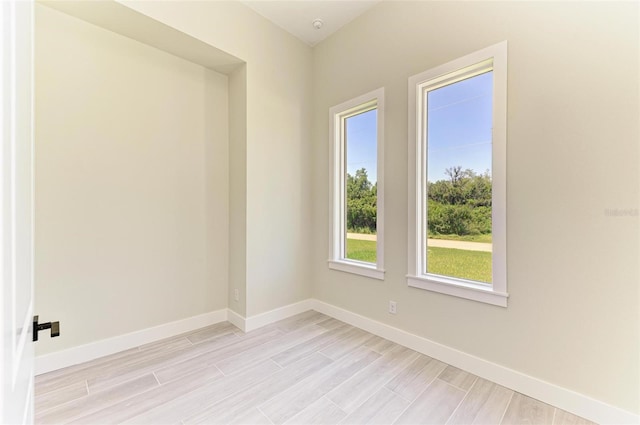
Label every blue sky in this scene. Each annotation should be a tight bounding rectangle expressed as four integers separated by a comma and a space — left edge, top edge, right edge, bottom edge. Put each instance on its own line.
427, 71, 493, 182
346, 109, 378, 183
344, 71, 493, 185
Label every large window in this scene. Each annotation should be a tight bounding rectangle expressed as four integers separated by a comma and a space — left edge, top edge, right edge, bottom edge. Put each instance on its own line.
329, 88, 385, 279
408, 42, 507, 306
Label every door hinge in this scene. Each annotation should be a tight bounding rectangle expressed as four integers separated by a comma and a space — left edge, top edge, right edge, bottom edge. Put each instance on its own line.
33, 315, 60, 342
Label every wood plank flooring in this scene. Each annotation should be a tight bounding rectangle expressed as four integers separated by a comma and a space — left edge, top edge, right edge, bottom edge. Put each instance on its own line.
35, 311, 596, 425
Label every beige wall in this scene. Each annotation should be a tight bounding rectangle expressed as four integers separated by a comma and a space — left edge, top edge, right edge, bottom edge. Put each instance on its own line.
228, 64, 247, 315
34, 0, 638, 416
311, 1, 639, 414
122, 0, 315, 317
34, 4, 230, 354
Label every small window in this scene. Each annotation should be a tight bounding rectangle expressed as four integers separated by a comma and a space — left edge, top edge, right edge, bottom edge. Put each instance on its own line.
329, 88, 385, 280
408, 42, 508, 306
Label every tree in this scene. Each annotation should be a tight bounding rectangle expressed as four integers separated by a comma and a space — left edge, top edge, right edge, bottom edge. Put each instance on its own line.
428, 166, 491, 207
427, 166, 492, 236
343, 165, 491, 236
346, 168, 377, 233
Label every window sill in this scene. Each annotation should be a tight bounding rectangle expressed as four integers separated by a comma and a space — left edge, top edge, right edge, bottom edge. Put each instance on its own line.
328, 260, 385, 280
407, 274, 508, 307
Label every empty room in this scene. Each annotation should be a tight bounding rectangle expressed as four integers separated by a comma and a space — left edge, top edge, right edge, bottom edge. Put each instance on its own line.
1, 0, 638, 424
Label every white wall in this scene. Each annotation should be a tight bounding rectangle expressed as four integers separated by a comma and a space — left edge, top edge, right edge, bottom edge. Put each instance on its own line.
34, 4, 230, 355
121, 0, 315, 317
311, 1, 639, 415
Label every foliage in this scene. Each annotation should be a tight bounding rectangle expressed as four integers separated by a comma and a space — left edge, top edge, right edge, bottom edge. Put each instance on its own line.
346, 168, 377, 234
428, 166, 491, 207
345, 165, 492, 237
427, 166, 492, 236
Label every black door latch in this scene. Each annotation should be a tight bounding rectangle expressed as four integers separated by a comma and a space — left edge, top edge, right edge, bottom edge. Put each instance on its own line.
33, 315, 60, 342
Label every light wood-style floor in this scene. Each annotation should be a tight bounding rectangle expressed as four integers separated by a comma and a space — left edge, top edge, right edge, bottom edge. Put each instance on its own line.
35, 311, 595, 425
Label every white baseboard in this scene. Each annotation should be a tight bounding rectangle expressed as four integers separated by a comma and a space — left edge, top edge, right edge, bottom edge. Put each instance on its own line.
35, 309, 227, 375
226, 308, 246, 332
34, 301, 315, 375
310, 300, 639, 425
245, 299, 315, 332
225, 300, 315, 332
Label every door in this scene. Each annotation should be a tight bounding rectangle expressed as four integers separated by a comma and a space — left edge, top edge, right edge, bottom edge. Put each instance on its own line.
1, 0, 35, 424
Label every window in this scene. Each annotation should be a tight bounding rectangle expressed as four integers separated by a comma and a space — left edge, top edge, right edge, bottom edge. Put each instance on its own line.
329, 88, 385, 279
408, 42, 508, 306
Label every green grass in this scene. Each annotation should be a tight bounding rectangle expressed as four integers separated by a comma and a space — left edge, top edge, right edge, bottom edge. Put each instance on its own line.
428, 233, 492, 243
345, 239, 491, 283
346, 238, 377, 263
427, 247, 492, 283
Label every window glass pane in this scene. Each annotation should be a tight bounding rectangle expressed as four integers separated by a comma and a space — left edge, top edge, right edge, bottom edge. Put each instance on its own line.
426, 71, 493, 283
345, 109, 377, 263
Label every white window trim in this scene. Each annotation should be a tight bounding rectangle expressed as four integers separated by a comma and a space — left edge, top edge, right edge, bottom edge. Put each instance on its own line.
329, 88, 385, 280
407, 42, 508, 306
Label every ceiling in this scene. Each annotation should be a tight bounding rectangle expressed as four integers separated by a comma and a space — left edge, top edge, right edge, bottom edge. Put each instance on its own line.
241, 0, 381, 46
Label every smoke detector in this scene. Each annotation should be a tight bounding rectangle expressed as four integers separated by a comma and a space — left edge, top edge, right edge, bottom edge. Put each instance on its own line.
312, 19, 324, 30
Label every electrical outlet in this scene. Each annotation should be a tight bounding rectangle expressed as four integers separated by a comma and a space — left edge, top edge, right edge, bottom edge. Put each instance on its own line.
389, 301, 397, 314
234, 289, 239, 302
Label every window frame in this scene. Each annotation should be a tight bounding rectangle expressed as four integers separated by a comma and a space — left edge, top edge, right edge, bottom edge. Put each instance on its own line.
328, 88, 385, 280
407, 42, 508, 306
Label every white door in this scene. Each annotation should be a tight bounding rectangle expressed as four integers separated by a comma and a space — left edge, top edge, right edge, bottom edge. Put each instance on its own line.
1, 0, 35, 424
